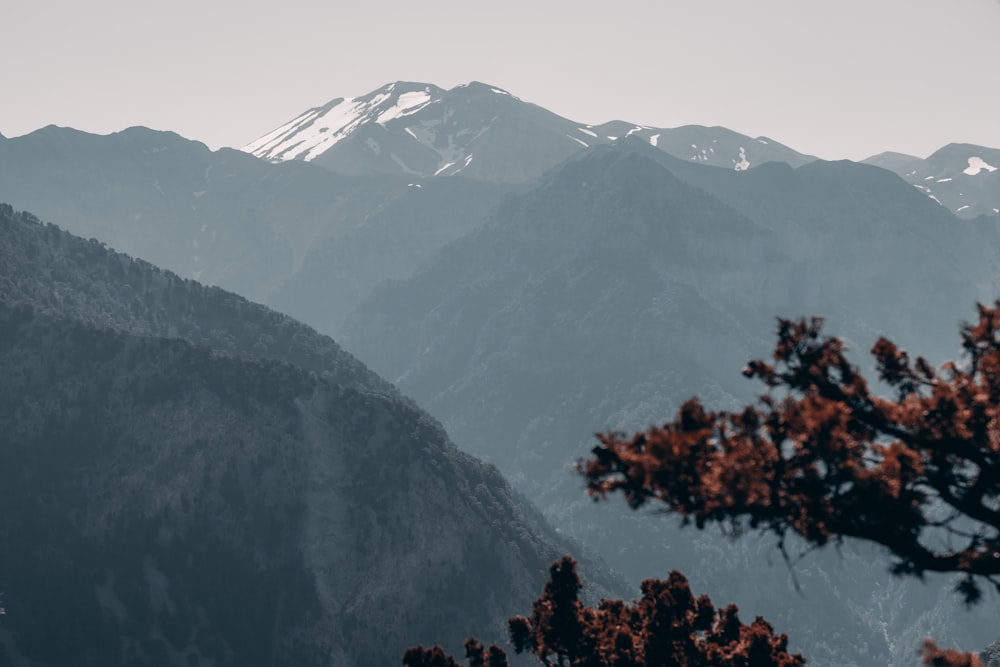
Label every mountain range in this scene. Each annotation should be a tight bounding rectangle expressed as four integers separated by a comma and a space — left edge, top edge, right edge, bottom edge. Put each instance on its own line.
0, 125, 509, 336
3, 79, 1000, 666
243, 81, 816, 182
244, 80, 1000, 222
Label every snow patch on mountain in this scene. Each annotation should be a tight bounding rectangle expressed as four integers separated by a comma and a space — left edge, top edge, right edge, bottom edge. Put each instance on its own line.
244, 98, 369, 161
377, 91, 433, 125
243, 80, 818, 181
434, 162, 455, 176
244, 84, 437, 162
964, 156, 998, 175
734, 147, 750, 171
689, 145, 712, 162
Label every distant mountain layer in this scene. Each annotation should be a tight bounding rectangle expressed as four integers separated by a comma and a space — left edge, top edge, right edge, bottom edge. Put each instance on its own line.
243, 80, 815, 182
0, 126, 507, 336
341, 143, 1000, 666
864, 143, 1000, 219
244, 79, 1000, 225
0, 204, 625, 666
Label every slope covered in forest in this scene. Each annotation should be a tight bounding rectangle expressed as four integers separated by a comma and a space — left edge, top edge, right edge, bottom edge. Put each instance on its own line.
0, 204, 624, 666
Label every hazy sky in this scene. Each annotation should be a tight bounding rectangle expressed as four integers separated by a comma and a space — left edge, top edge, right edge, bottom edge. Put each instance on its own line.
3, 0, 998, 160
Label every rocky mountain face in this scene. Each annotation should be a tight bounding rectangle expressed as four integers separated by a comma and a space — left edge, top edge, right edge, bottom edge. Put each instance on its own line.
864, 143, 1000, 220
243, 81, 815, 182
0, 204, 625, 667
340, 145, 1000, 666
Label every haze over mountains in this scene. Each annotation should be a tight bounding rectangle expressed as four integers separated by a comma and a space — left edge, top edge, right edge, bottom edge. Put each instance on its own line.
3, 80, 1000, 666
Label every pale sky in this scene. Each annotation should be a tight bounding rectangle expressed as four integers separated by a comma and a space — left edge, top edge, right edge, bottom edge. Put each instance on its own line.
2, 0, 998, 161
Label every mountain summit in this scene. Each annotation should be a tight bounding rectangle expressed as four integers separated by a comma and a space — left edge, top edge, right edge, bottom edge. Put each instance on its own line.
243, 81, 580, 182
242, 81, 815, 182
864, 143, 1000, 219
245, 81, 448, 164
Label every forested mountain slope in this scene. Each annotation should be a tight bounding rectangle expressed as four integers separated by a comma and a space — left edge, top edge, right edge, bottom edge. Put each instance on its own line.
0, 204, 625, 666
0, 204, 391, 396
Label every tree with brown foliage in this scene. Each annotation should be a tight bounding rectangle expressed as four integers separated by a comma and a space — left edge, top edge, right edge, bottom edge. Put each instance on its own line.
403, 640, 511, 667
582, 303, 1000, 665
406, 303, 1000, 667
404, 556, 803, 667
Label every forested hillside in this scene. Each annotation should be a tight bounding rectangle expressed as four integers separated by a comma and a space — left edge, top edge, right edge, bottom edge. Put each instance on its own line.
0, 203, 391, 395
0, 204, 625, 666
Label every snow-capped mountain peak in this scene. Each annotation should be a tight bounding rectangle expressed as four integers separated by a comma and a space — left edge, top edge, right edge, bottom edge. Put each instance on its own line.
243, 80, 595, 182
244, 82, 443, 163
242, 81, 816, 183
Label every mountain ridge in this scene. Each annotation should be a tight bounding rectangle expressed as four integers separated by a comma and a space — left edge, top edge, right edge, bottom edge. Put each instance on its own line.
0, 125, 507, 337
241, 80, 817, 182
863, 142, 1000, 219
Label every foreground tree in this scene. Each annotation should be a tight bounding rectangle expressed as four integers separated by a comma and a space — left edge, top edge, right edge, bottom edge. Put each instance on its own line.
404, 556, 803, 667
407, 303, 1000, 666
583, 304, 1000, 664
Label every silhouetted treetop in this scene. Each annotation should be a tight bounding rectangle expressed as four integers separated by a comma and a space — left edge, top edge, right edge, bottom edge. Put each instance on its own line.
405, 556, 804, 667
